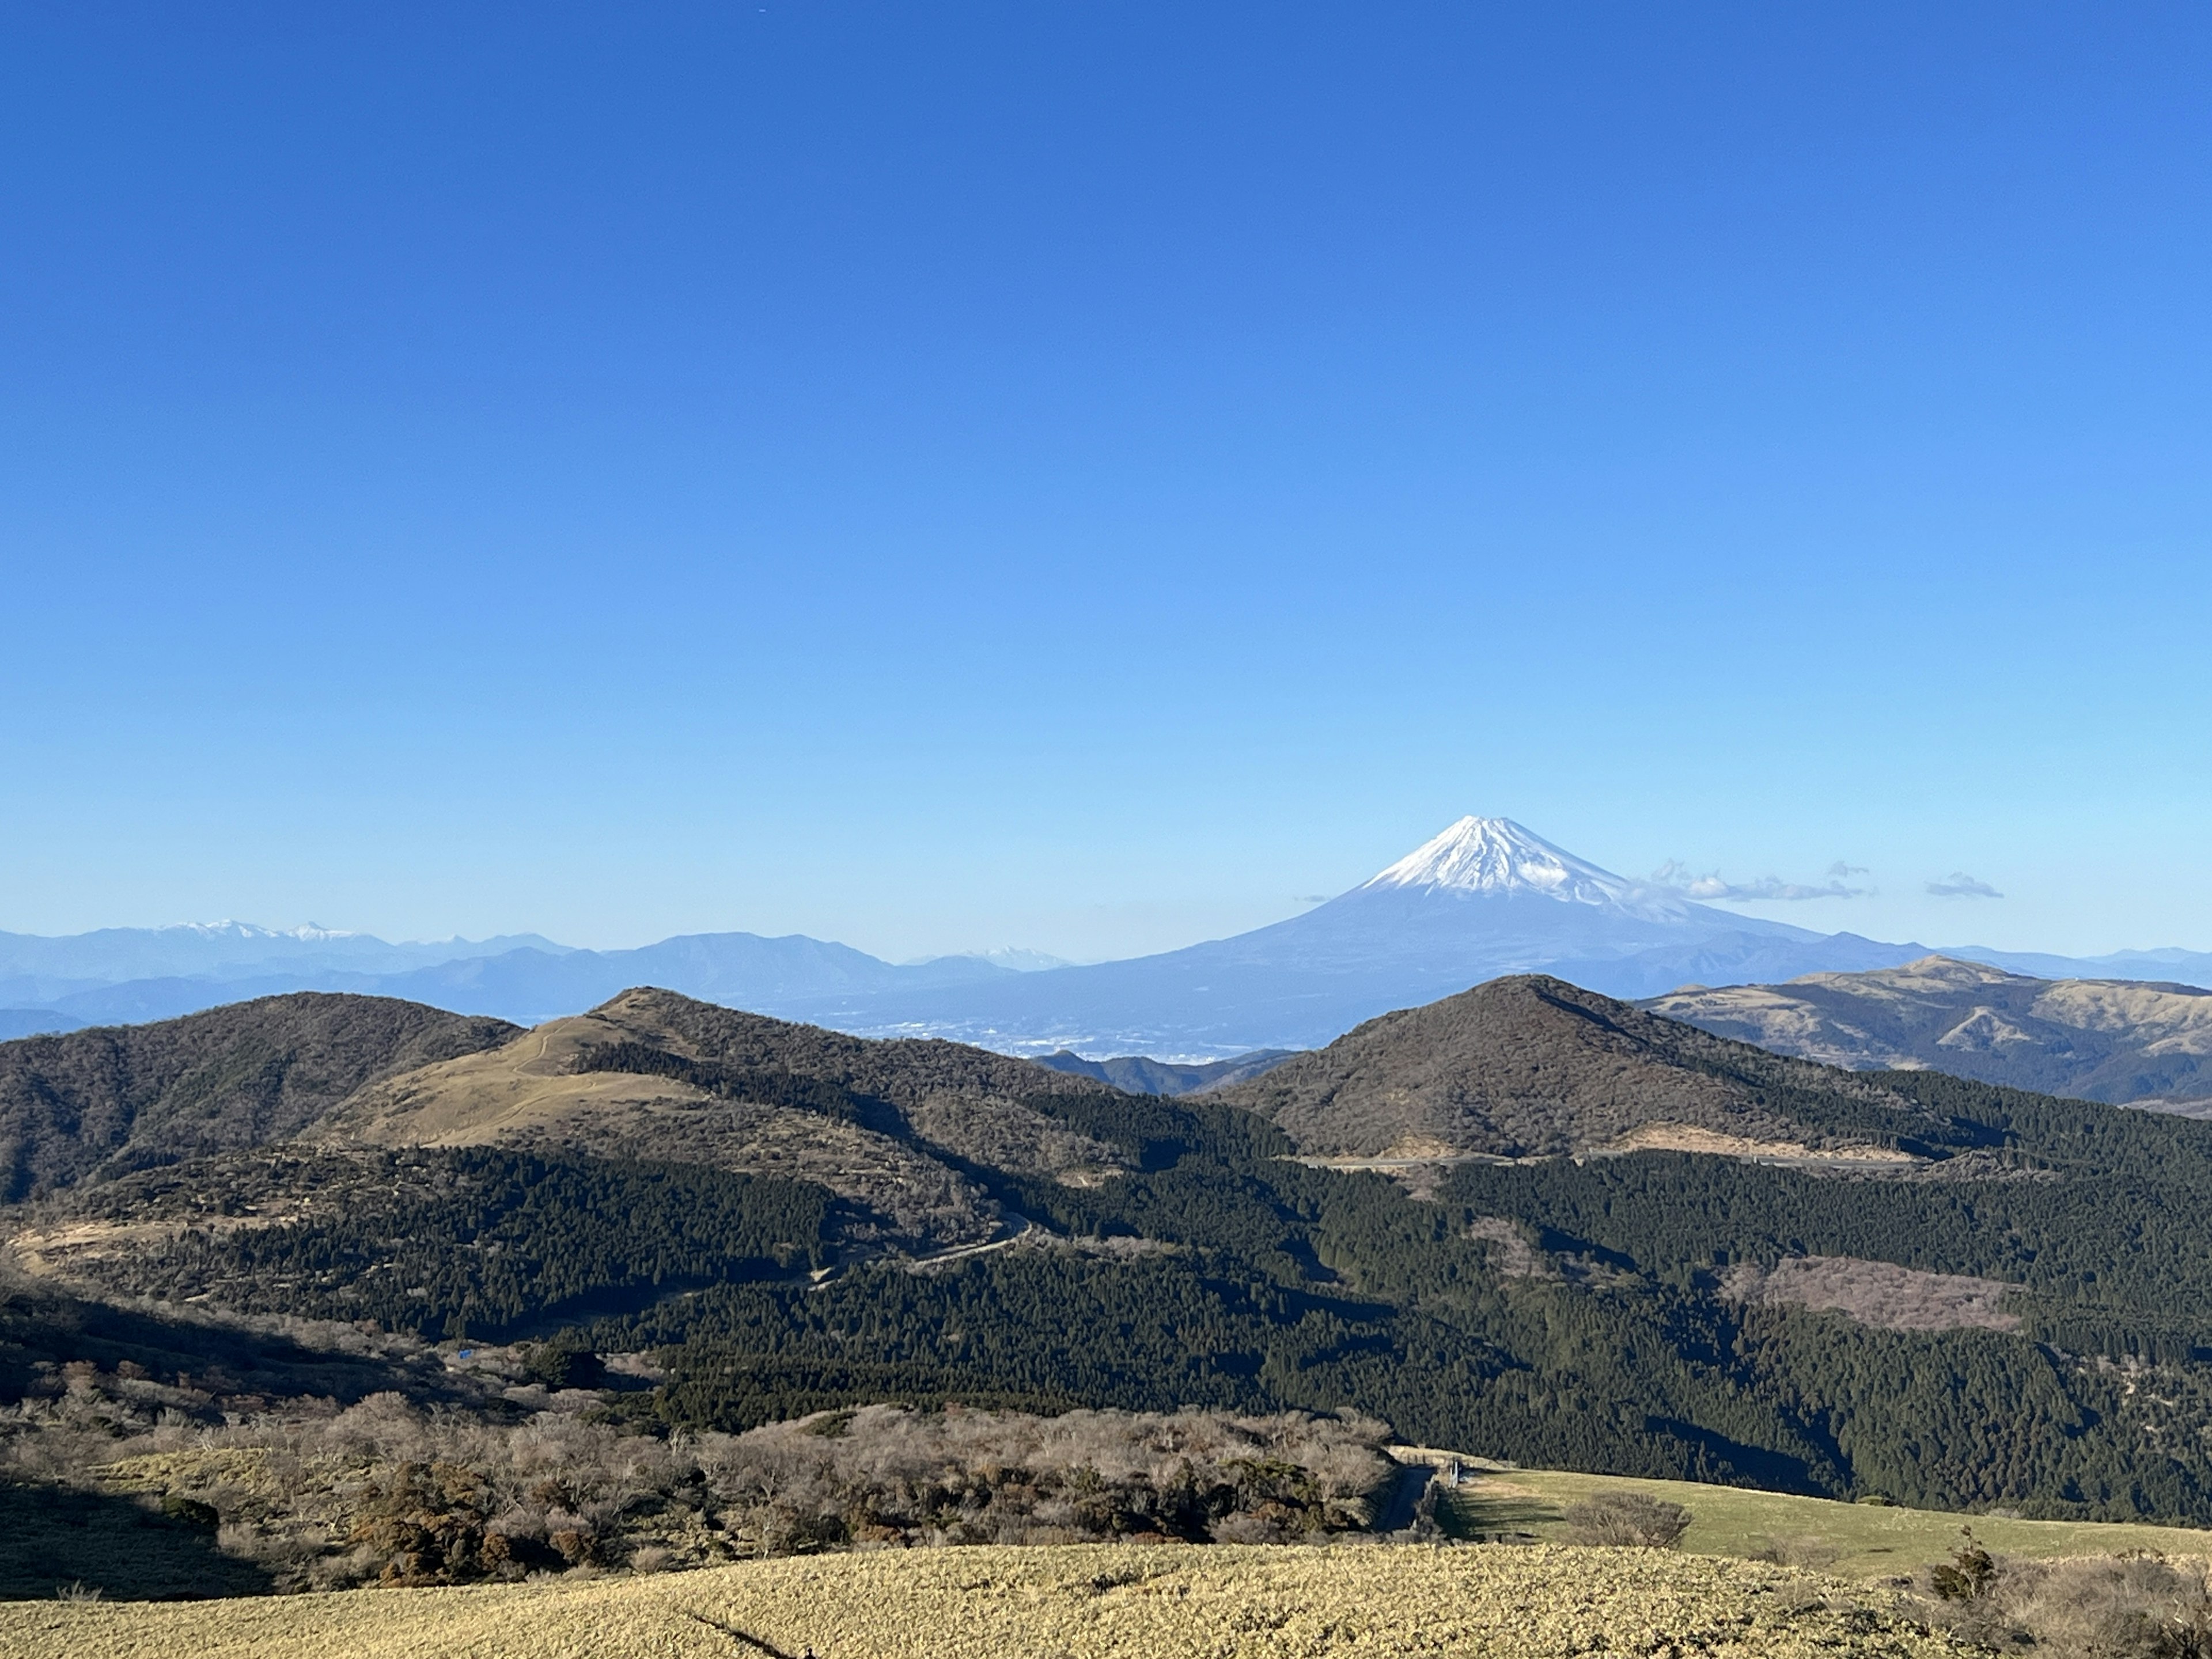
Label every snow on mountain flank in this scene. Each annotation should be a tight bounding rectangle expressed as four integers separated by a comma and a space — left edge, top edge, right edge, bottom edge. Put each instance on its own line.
163, 920, 360, 941
1361, 816, 1641, 907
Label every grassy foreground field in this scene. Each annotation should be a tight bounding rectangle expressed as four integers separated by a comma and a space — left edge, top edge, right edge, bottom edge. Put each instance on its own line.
1442, 1465, 2212, 1578
1, 1541, 1950, 1659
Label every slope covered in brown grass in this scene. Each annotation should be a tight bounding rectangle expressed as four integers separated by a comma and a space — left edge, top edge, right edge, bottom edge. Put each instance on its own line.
0, 1541, 1954, 1659
312, 988, 1128, 1245
1645, 956, 2212, 1107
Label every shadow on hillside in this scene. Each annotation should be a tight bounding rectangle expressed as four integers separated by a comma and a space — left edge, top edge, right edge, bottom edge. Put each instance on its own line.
1438, 1484, 1565, 1541
3, 1279, 460, 1410
0, 1482, 272, 1601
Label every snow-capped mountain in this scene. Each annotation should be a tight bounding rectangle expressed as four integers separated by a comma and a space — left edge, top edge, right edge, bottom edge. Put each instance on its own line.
1358, 815, 1702, 924
1365, 816, 1664, 910
10, 815, 2211, 1058
797, 816, 1932, 1055
162, 920, 362, 942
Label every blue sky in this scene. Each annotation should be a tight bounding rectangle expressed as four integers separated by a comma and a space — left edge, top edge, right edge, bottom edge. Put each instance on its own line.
3, 3, 2209, 962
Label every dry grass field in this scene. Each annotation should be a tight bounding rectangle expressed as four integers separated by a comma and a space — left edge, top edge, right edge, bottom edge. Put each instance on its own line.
1440, 1465, 2212, 1578
0, 1541, 1952, 1659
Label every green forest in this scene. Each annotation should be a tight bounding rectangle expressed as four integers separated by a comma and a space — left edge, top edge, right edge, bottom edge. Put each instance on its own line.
55, 1148, 843, 1339
575, 1076, 2212, 1523
32, 1043, 2212, 1525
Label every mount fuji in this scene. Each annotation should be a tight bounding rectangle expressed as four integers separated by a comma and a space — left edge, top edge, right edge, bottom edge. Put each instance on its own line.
815, 817, 1931, 1056
13, 817, 2208, 1056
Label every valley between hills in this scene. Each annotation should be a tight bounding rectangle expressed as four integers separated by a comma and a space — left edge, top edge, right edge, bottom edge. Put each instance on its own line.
14, 968, 2212, 1652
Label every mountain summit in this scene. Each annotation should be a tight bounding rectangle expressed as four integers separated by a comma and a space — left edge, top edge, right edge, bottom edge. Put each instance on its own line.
1365, 816, 1623, 899
1361, 816, 1684, 919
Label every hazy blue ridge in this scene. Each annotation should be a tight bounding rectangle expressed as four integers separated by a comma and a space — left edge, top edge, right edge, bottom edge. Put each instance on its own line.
798, 888, 1941, 1054
0, 1009, 83, 1040
7, 848, 2209, 1055
0, 926, 573, 990
1943, 945, 2212, 986
30, 932, 1018, 1029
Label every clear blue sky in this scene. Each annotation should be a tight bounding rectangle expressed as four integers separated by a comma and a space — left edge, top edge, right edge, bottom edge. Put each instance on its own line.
4, 3, 2209, 962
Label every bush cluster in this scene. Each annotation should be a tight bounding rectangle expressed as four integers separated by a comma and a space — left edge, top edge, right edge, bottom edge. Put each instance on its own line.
1912, 1533, 2212, 1658
0, 1365, 1392, 1592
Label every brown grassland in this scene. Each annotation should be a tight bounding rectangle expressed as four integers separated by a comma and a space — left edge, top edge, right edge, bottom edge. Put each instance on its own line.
0, 1540, 1952, 1659
1440, 1466, 2212, 1578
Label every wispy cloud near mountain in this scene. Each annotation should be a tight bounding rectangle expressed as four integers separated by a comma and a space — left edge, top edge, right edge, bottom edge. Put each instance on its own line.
1927, 873, 2004, 899
1649, 860, 1869, 902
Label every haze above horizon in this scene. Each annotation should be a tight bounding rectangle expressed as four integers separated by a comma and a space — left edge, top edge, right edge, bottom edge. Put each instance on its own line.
5, 5, 2209, 963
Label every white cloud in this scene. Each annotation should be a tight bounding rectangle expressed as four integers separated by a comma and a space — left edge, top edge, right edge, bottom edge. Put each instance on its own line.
1650, 859, 1868, 903
1926, 872, 2003, 899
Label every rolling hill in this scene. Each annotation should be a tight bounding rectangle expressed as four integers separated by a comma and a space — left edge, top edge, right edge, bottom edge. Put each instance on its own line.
0, 994, 519, 1203
1207, 974, 1936, 1159
1645, 956, 2212, 1110
24, 974, 2212, 1603
314, 986, 1130, 1247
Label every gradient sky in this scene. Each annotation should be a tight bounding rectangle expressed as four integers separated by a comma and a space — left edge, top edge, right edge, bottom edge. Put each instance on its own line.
4, 3, 2210, 963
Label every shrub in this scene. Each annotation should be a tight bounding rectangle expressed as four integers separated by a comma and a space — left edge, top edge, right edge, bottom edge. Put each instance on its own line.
1563, 1491, 1691, 1549
160, 1494, 219, 1531
1928, 1529, 1997, 1602
1915, 1550, 2212, 1658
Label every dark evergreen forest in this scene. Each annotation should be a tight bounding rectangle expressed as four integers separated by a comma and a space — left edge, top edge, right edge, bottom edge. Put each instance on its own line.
29, 1042, 2212, 1524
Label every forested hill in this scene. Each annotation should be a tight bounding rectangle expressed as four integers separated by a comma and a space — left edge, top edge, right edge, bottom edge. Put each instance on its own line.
603, 1063, 2212, 1521
0, 993, 519, 1202
1209, 974, 1949, 1158
27, 980, 2212, 1527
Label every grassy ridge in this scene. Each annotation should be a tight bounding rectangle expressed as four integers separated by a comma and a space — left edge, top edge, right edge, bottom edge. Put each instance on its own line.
1440, 1467, 2212, 1580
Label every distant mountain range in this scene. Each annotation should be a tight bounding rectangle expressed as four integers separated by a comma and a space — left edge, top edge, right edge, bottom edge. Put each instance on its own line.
1646, 955, 2212, 1111
6, 816, 2210, 1056
0, 929, 1034, 1035
805, 818, 2212, 1055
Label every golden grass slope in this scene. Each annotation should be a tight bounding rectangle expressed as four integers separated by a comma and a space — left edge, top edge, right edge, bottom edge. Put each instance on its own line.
317, 1002, 704, 1145
1442, 1467, 2212, 1581
310, 994, 999, 1247
298, 988, 1129, 1247
1, 1542, 1950, 1659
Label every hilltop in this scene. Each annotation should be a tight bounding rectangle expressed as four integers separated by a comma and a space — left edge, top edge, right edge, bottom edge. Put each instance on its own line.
316, 986, 1130, 1247
1210, 974, 1931, 1159
0, 994, 518, 1202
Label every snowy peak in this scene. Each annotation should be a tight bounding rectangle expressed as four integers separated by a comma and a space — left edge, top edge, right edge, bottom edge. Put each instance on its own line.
161, 920, 361, 942
1359, 817, 1643, 908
